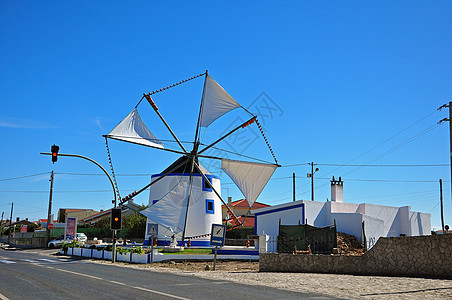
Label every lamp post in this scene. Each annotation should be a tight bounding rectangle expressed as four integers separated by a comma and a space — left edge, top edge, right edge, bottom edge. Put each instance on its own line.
307, 162, 319, 201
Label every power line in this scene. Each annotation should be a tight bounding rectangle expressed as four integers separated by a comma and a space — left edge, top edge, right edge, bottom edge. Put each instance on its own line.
0, 172, 50, 182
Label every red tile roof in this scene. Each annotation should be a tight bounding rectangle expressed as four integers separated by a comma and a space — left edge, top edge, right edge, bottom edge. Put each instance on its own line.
222, 199, 270, 209
226, 216, 255, 227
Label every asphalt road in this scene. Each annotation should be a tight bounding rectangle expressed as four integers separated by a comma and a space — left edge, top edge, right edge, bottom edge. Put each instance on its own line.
0, 250, 335, 299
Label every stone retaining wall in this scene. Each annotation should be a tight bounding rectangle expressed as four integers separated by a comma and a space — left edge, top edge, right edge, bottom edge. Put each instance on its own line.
259, 234, 452, 279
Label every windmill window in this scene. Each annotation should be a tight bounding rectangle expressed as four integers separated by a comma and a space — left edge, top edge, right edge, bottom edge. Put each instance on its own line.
202, 176, 213, 192
206, 199, 214, 214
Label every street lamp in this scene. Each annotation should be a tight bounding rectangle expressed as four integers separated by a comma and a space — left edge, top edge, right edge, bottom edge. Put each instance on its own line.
307, 162, 319, 201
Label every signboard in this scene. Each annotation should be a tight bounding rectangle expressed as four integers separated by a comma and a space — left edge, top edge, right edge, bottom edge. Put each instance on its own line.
21, 225, 27, 233
48, 223, 54, 230
65, 217, 77, 240
147, 223, 158, 236
210, 224, 226, 247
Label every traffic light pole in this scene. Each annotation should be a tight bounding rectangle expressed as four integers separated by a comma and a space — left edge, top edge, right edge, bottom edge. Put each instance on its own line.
45, 171, 54, 247
41, 151, 119, 263
40, 152, 118, 205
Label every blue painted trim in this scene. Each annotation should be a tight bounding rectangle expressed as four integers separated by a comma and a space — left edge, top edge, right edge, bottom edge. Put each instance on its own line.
147, 253, 150, 264
80, 248, 83, 256
102, 250, 104, 259
151, 173, 220, 180
152, 200, 159, 205
91, 248, 93, 258
130, 253, 132, 262
254, 203, 304, 216
202, 175, 214, 191
205, 199, 215, 214
215, 249, 259, 255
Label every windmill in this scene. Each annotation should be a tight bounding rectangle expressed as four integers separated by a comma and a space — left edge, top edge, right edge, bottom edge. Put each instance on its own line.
104, 71, 279, 246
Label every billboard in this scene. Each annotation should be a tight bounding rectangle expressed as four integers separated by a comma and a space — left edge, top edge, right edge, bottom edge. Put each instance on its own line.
65, 217, 77, 240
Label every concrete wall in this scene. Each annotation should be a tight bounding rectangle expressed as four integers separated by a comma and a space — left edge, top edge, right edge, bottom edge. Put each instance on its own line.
255, 203, 304, 236
260, 234, 452, 279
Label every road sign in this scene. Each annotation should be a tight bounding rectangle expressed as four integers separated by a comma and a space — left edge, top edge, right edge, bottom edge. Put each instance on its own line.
21, 225, 27, 233
210, 224, 226, 247
48, 223, 54, 230
147, 223, 158, 236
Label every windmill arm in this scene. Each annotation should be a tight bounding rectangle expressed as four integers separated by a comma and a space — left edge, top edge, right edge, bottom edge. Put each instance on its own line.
103, 135, 186, 156
143, 94, 188, 154
198, 116, 256, 156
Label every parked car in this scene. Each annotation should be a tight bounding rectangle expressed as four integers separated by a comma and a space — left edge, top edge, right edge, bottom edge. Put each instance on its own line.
47, 233, 87, 248
75, 233, 87, 243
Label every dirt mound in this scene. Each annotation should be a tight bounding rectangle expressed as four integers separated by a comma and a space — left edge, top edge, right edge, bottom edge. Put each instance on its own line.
336, 232, 364, 255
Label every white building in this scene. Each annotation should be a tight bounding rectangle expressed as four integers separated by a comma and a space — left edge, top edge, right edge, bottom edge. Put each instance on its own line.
142, 157, 222, 247
254, 177, 431, 249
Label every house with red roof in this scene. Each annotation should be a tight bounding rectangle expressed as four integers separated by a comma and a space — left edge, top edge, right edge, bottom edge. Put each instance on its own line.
222, 198, 270, 228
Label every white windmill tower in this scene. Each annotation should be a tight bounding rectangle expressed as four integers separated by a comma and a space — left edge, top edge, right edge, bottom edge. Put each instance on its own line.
104, 71, 279, 246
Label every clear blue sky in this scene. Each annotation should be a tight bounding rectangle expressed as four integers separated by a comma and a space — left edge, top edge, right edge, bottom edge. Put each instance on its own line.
1, 1, 451, 231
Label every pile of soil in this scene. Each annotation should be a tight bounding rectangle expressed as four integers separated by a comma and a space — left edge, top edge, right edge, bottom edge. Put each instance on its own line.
336, 232, 364, 256
142, 260, 259, 272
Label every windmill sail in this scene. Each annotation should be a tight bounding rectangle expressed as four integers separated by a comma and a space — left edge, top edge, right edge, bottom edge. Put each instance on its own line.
221, 159, 277, 207
106, 108, 164, 149
139, 180, 189, 234
200, 75, 241, 127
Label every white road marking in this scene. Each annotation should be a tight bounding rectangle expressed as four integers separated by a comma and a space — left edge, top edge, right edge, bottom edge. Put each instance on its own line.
43, 266, 189, 299
20, 259, 38, 263
37, 258, 59, 263
0, 292, 10, 300
0, 260, 15, 264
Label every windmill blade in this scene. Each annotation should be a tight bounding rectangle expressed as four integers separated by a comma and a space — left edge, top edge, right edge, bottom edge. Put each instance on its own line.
199, 74, 241, 128
181, 157, 197, 241
105, 108, 164, 149
221, 159, 277, 208
139, 180, 190, 234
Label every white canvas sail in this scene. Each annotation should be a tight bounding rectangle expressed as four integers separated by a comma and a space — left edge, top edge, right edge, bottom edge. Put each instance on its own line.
200, 75, 241, 127
221, 159, 277, 207
106, 108, 164, 149
140, 180, 189, 234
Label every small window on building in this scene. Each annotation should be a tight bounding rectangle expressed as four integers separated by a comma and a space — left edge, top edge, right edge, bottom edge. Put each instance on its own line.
202, 175, 213, 192
206, 199, 214, 214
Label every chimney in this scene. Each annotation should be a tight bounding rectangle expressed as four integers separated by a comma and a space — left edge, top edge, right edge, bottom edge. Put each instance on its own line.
228, 197, 232, 206
16, 217, 20, 222
331, 176, 343, 203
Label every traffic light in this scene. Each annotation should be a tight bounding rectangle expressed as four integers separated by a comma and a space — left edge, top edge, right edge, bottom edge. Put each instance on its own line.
51, 144, 59, 164
111, 208, 122, 230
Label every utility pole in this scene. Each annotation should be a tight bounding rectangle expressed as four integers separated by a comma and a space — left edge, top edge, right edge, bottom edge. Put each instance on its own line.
0, 212, 4, 236
293, 173, 296, 202
8, 202, 13, 244
438, 101, 452, 203
46, 171, 54, 247
307, 162, 319, 201
440, 179, 445, 234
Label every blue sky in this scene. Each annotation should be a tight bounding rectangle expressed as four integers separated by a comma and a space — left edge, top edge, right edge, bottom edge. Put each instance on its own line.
0, 1, 451, 230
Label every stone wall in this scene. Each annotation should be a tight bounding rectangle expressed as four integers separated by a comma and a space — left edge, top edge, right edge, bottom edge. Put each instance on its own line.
259, 234, 452, 279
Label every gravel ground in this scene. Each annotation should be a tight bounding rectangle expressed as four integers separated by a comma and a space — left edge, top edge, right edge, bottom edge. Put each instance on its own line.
16, 248, 452, 299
